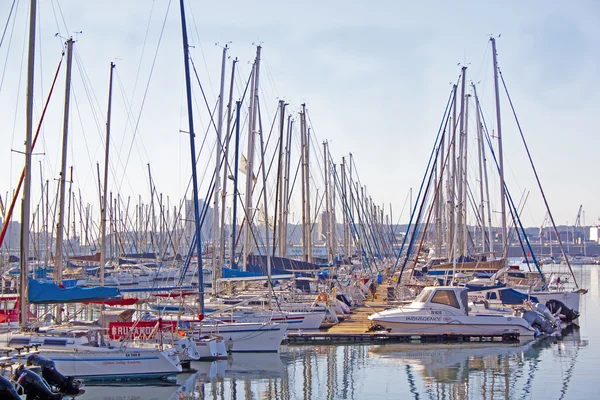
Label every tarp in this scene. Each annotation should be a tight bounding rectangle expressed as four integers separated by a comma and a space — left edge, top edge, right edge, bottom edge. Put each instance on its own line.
498, 288, 539, 304
245, 263, 313, 278
219, 267, 293, 281
247, 254, 320, 271
28, 279, 120, 304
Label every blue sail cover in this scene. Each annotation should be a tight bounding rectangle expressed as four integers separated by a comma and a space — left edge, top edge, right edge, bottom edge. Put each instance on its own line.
28, 279, 120, 304
498, 288, 539, 305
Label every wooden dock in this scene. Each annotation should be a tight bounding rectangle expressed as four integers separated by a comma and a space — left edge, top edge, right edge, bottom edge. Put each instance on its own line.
285, 284, 521, 344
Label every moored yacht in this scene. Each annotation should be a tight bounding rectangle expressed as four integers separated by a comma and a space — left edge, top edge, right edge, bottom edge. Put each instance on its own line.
368, 286, 537, 337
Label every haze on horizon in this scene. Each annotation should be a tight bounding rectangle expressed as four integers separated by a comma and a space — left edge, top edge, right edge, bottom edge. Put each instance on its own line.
0, 1, 598, 236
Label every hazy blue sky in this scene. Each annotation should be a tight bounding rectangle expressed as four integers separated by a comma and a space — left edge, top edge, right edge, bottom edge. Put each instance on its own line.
0, 1, 598, 232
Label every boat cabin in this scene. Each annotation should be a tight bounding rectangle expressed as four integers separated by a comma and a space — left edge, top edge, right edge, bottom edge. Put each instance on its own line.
409, 287, 470, 315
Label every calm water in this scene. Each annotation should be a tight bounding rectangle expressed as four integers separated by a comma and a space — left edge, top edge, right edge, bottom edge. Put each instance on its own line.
78, 265, 599, 400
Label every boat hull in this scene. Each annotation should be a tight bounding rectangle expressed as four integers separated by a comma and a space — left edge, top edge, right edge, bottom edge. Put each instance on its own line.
368, 313, 536, 337
39, 347, 182, 381
196, 322, 287, 353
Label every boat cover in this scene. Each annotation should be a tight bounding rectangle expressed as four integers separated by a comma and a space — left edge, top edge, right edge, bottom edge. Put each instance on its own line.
498, 288, 539, 304
28, 279, 120, 304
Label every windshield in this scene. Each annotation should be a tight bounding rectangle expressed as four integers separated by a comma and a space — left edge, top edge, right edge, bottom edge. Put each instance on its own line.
414, 289, 433, 303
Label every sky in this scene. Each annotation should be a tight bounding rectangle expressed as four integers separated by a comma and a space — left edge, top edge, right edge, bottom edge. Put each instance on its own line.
0, 0, 598, 234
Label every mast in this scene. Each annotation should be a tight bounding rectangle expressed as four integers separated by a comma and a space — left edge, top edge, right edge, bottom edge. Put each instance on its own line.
304, 115, 312, 263
220, 58, 237, 270
473, 84, 494, 255
212, 44, 227, 290
99, 62, 115, 286
281, 116, 293, 257
474, 86, 487, 253
456, 66, 467, 258
341, 157, 350, 261
230, 101, 241, 267
20, 0, 37, 328
323, 141, 332, 264
243, 47, 261, 271
55, 38, 74, 324
274, 100, 286, 256
179, 0, 204, 313
491, 37, 508, 257
300, 107, 307, 262
446, 85, 457, 261
462, 93, 470, 256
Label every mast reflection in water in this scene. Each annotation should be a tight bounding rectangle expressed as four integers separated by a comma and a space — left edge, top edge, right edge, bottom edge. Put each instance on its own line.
80, 266, 598, 400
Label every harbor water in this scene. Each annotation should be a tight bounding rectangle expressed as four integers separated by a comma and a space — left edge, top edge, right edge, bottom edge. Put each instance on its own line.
77, 265, 599, 400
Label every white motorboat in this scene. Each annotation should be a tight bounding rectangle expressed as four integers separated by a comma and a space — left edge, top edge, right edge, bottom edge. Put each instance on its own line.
0, 328, 182, 381
368, 286, 537, 337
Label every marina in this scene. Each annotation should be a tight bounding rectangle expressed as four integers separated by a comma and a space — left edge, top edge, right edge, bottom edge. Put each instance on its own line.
0, 1, 598, 399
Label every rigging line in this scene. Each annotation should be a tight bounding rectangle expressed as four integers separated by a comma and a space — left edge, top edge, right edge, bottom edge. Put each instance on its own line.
391, 81, 457, 276
114, 0, 156, 168
119, 0, 173, 190
0, 0, 18, 92
478, 97, 546, 285
187, 1, 215, 97
0, 0, 16, 50
498, 68, 579, 289
53, 0, 70, 39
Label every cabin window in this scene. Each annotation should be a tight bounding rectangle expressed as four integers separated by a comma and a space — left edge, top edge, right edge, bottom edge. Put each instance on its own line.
414, 289, 433, 303
430, 290, 461, 309
487, 292, 498, 300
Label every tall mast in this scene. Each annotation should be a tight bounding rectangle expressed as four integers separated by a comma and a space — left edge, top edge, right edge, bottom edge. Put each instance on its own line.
20, 0, 37, 328
456, 66, 467, 258
274, 100, 286, 256
55, 38, 74, 293
300, 107, 307, 262
341, 157, 350, 261
99, 62, 115, 286
220, 58, 237, 270
446, 86, 457, 261
243, 48, 260, 270
491, 37, 508, 257
462, 94, 470, 256
323, 141, 332, 264
230, 101, 241, 267
473, 84, 494, 255
179, 0, 204, 313
281, 116, 293, 257
212, 44, 227, 290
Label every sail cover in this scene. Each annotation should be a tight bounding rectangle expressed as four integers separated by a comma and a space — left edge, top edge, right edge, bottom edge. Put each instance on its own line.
28, 279, 120, 304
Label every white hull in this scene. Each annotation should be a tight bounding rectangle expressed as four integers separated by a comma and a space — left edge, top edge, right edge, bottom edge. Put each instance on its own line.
214, 310, 325, 330
517, 289, 580, 312
369, 314, 536, 337
195, 337, 227, 360
196, 322, 287, 352
39, 347, 182, 380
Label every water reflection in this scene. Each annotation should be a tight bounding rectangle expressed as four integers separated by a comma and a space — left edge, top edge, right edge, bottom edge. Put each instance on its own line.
76, 332, 587, 400
76, 261, 600, 400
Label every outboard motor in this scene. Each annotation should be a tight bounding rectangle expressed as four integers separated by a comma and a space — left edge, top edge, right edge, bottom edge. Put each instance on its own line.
522, 310, 555, 334
0, 375, 21, 400
533, 302, 561, 326
546, 299, 580, 323
13, 364, 63, 400
27, 354, 83, 396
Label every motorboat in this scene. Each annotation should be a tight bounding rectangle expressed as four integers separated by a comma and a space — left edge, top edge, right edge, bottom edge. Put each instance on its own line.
0, 327, 182, 382
368, 286, 538, 337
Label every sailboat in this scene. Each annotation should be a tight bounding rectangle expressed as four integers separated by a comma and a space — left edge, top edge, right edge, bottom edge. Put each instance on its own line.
0, 2, 184, 382
393, 38, 584, 315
